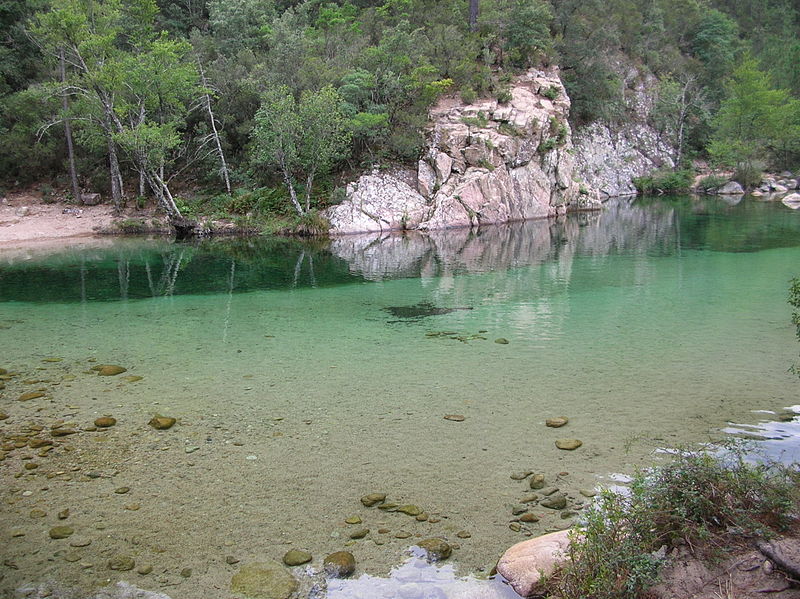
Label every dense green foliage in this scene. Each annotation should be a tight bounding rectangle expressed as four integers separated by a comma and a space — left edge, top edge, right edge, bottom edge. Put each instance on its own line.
549, 448, 799, 599
1, 0, 799, 215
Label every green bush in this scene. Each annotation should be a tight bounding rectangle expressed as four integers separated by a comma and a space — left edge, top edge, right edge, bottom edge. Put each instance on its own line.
633, 169, 693, 194
696, 174, 728, 193
460, 86, 477, 105
734, 163, 764, 189
496, 87, 512, 104
542, 85, 560, 100
548, 447, 799, 599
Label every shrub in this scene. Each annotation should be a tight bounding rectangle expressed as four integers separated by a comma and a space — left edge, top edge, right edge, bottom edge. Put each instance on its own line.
461, 111, 489, 128
542, 85, 560, 100
496, 87, 513, 104
696, 174, 728, 193
734, 163, 764, 189
460, 86, 477, 105
633, 169, 693, 194
547, 447, 799, 599
538, 138, 558, 153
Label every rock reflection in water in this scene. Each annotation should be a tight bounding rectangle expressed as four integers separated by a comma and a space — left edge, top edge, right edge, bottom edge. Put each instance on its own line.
324, 556, 519, 599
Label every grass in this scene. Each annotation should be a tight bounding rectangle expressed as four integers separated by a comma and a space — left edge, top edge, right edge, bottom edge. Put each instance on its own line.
544, 446, 799, 599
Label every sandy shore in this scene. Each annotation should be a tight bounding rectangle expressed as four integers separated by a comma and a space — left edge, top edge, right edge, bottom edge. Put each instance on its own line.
0, 192, 121, 244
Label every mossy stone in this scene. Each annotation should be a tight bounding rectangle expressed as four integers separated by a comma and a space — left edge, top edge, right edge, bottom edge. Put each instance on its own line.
0, 412, 7, 421
18, 391, 45, 402
282, 550, 312, 567
231, 561, 298, 599
49, 526, 74, 539
323, 552, 356, 578
108, 555, 136, 571
94, 417, 117, 428
494, 338, 509, 344
396, 504, 422, 516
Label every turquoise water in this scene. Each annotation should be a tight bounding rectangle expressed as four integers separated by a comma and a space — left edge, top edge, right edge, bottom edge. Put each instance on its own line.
1, 196, 799, 598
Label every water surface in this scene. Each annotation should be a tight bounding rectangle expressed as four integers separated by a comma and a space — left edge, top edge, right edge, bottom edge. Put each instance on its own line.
1, 196, 799, 598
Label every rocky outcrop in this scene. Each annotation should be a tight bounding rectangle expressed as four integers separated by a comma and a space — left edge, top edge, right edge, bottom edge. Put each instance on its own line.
573, 72, 676, 198
326, 68, 596, 235
573, 122, 675, 198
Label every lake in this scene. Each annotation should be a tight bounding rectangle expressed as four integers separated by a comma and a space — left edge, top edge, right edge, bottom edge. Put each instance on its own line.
1, 195, 799, 598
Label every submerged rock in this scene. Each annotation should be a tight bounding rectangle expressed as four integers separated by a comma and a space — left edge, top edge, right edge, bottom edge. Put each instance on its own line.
396, 505, 422, 516
49, 526, 74, 539
360, 493, 386, 507
283, 550, 311, 566
108, 555, 136, 571
18, 391, 45, 402
415, 538, 452, 562
529, 474, 546, 489
148, 416, 176, 430
540, 493, 567, 510
95, 417, 117, 428
545, 417, 569, 428
231, 561, 298, 599
555, 439, 582, 450
323, 551, 356, 578
496, 530, 573, 597
385, 302, 472, 320
444, 414, 465, 422
94, 365, 127, 376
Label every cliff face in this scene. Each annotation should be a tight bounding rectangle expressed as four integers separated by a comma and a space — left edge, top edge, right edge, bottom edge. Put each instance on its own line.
572, 73, 676, 198
326, 68, 596, 235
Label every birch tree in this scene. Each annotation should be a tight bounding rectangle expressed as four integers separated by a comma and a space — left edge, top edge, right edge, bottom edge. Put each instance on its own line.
252, 85, 351, 216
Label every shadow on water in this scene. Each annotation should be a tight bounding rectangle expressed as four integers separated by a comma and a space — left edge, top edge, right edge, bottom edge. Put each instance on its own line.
1, 196, 800, 304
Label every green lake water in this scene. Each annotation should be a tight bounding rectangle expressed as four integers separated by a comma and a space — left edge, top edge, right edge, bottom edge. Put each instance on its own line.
1, 195, 799, 598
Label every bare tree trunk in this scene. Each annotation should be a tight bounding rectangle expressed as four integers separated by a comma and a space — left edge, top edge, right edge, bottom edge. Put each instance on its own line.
60, 48, 81, 204
143, 169, 182, 219
107, 137, 124, 211
198, 61, 231, 194
281, 164, 304, 216
469, 0, 479, 32
304, 169, 316, 213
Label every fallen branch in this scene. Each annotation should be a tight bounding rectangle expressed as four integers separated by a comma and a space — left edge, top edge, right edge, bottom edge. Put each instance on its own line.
756, 540, 800, 583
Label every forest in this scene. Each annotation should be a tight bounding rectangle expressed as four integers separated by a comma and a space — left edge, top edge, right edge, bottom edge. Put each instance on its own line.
1, 0, 799, 226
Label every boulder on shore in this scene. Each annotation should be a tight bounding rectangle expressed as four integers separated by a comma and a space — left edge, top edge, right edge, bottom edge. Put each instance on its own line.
496, 530, 573, 597
716, 181, 744, 195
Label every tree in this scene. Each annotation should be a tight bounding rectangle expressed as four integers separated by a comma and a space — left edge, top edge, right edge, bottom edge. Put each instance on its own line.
252, 85, 351, 216
32, 0, 200, 218
469, 0, 479, 32
708, 57, 800, 180
651, 74, 707, 167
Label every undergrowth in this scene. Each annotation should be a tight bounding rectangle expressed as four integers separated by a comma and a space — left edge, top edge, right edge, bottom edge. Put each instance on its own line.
546, 447, 800, 599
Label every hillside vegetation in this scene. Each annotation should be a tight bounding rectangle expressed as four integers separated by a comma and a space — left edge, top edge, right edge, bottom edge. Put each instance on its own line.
1, 0, 799, 224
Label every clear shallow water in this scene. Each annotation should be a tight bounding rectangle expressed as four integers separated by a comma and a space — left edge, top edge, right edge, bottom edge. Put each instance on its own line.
1, 196, 799, 598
